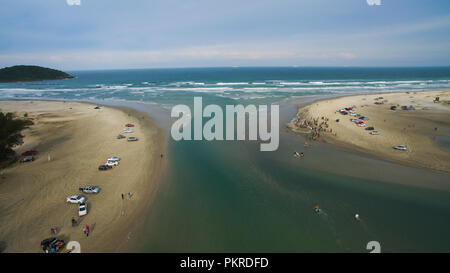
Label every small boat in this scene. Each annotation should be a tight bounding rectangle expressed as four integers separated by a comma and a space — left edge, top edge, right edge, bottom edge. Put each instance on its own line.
314, 205, 321, 213
293, 151, 300, 158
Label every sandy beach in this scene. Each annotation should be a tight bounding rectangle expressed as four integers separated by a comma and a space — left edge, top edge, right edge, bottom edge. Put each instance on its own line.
0, 101, 165, 253
288, 90, 450, 173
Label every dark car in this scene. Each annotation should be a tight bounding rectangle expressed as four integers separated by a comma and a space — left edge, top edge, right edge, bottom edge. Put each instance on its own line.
41, 237, 65, 253
117, 134, 126, 139
98, 165, 111, 171
390, 106, 397, 110
365, 126, 375, 131
21, 150, 38, 156
20, 156, 35, 163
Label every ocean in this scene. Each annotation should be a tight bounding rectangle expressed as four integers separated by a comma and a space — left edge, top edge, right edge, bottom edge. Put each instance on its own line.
1, 67, 450, 252
1, 67, 450, 106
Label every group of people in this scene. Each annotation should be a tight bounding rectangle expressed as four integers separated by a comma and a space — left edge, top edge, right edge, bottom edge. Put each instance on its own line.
82, 225, 90, 237
70, 217, 90, 237
292, 115, 334, 141
308, 116, 333, 141
121, 192, 133, 200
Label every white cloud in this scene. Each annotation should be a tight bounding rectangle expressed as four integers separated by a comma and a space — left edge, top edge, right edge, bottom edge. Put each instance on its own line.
66, 0, 81, 6
366, 0, 381, 6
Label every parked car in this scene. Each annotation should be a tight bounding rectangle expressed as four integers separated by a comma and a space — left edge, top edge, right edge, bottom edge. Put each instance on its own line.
21, 150, 38, 156
127, 136, 138, 141
78, 203, 88, 216
105, 160, 119, 167
390, 106, 397, 110
370, 131, 380, 135
41, 237, 65, 253
79, 186, 100, 194
107, 156, 120, 161
125, 123, 135, 127
117, 134, 126, 139
123, 128, 134, 133
365, 126, 375, 131
360, 116, 369, 120
20, 156, 35, 163
393, 145, 407, 151
66, 195, 86, 204
98, 165, 111, 171
356, 122, 365, 127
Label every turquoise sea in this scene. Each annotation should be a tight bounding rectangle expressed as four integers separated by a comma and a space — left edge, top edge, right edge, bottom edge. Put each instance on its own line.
1, 67, 450, 252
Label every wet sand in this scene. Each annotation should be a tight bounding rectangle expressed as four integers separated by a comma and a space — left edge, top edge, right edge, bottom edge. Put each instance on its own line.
0, 101, 165, 253
288, 90, 450, 173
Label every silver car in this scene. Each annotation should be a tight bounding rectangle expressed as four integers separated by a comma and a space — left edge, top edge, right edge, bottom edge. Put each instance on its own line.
393, 145, 407, 151
79, 186, 100, 194
67, 195, 86, 204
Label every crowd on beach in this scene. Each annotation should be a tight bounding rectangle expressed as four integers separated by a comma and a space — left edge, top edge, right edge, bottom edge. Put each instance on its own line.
289, 114, 335, 142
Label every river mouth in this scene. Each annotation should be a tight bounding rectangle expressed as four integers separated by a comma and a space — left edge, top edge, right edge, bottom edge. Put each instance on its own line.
120, 98, 450, 253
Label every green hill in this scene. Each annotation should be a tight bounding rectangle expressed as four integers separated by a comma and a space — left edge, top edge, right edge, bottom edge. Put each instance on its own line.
0, 65, 74, 83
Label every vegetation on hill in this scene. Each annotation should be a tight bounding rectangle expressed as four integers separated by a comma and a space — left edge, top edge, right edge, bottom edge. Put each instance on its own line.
0, 65, 74, 83
0, 112, 29, 161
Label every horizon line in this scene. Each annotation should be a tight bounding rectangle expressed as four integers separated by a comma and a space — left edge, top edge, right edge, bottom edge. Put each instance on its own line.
62, 65, 450, 72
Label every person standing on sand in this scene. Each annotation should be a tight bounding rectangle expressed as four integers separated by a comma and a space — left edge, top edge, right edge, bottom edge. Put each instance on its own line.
84, 225, 90, 237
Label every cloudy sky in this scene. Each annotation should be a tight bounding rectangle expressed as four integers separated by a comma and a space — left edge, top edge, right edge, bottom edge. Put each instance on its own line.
1, 0, 449, 70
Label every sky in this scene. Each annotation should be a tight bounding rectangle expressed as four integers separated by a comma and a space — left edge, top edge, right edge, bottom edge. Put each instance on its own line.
0, 0, 449, 70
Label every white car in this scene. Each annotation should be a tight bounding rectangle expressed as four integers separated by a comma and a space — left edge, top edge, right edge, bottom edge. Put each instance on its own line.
127, 136, 138, 142
78, 203, 88, 216
393, 145, 407, 151
370, 131, 380, 135
107, 156, 120, 161
105, 160, 119, 167
123, 128, 134, 133
66, 195, 86, 204
79, 186, 100, 194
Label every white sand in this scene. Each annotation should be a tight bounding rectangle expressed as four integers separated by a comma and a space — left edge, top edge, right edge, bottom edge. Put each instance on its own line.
0, 101, 165, 253
289, 90, 450, 173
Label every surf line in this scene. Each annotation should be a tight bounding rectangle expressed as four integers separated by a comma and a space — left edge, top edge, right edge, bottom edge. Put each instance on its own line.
171, 97, 279, 151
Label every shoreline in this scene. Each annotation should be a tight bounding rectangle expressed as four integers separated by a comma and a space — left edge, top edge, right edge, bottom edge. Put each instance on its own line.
288, 90, 450, 173
0, 100, 166, 253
